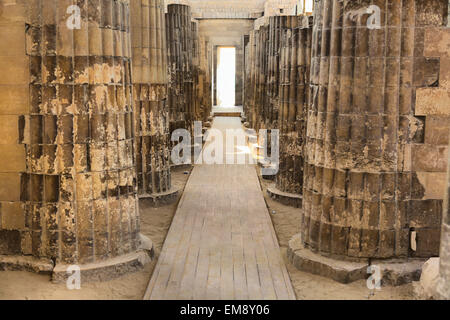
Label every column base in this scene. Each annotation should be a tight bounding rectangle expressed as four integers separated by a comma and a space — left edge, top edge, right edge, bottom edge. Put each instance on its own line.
288, 234, 425, 286
0, 234, 155, 284
0, 255, 53, 274
267, 185, 302, 208
287, 234, 367, 284
52, 250, 152, 284
138, 188, 180, 207
52, 234, 154, 283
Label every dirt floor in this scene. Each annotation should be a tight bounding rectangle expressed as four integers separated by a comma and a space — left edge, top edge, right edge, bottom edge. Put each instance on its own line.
0, 166, 193, 300
258, 175, 416, 300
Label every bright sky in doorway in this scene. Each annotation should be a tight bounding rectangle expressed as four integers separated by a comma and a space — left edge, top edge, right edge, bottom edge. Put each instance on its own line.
217, 47, 236, 107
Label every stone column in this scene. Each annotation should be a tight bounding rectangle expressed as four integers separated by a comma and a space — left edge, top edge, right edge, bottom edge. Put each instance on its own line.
289, 0, 449, 285
235, 45, 244, 107
0, 0, 151, 281
166, 4, 194, 136
266, 16, 284, 130
131, 0, 177, 205
437, 137, 450, 299
191, 20, 201, 121
270, 16, 312, 208
198, 35, 212, 123
245, 29, 257, 129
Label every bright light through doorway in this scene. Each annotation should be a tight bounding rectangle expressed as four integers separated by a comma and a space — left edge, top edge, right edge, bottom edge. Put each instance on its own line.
217, 47, 236, 107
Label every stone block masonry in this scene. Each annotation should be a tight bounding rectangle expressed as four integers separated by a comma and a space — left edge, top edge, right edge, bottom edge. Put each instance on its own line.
413, 27, 450, 202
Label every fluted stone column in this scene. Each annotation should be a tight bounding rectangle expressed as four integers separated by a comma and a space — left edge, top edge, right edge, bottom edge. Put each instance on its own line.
245, 29, 257, 129
191, 20, 201, 122
255, 24, 269, 132
198, 35, 212, 123
0, 0, 151, 281
131, 0, 177, 206
166, 4, 194, 136
270, 16, 312, 208
289, 0, 449, 285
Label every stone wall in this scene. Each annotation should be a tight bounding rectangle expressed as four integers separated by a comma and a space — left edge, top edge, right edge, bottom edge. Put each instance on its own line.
0, 0, 28, 257
27, 0, 139, 265
414, 26, 450, 211
165, 0, 266, 19
198, 19, 254, 106
0, 0, 151, 280
264, 0, 298, 16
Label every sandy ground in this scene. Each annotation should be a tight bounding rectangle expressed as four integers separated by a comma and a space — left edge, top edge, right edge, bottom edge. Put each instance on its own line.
0, 166, 192, 300
258, 175, 416, 300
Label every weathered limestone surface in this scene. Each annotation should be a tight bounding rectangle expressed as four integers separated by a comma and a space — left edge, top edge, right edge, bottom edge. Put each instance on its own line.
245, 15, 312, 206
288, 234, 367, 283
0, 0, 150, 280
414, 27, 450, 201
165, 0, 266, 19
27, 0, 140, 265
197, 34, 212, 122
301, 0, 448, 262
265, 16, 285, 130
131, 0, 173, 198
264, 0, 299, 16
245, 24, 269, 131
166, 4, 196, 135
276, 16, 312, 197
191, 21, 201, 121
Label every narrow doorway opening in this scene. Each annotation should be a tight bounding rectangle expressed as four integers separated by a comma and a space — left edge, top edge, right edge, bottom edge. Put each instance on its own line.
216, 46, 236, 107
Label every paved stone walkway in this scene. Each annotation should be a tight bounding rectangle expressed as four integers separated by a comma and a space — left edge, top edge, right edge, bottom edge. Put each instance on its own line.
143, 117, 295, 300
